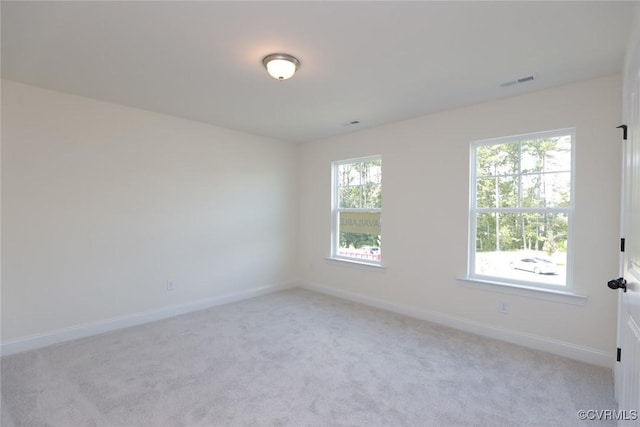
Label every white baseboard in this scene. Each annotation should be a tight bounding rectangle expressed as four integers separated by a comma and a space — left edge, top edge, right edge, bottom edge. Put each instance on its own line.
3, 280, 613, 368
300, 281, 613, 368
1, 282, 295, 357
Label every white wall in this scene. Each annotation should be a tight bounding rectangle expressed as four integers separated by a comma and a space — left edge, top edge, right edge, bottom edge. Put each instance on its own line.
298, 74, 622, 364
1, 74, 623, 364
2, 80, 297, 343
623, 3, 640, 121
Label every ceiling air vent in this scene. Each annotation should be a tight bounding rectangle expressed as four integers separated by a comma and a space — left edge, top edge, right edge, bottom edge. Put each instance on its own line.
500, 74, 535, 88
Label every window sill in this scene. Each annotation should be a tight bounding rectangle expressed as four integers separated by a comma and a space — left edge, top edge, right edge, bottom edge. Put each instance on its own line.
457, 277, 587, 306
326, 257, 387, 270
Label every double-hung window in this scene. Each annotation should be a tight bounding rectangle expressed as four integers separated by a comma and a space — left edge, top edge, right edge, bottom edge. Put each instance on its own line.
469, 129, 574, 288
331, 156, 382, 265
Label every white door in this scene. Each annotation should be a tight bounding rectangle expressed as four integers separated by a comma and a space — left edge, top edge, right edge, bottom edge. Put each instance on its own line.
615, 35, 640, 424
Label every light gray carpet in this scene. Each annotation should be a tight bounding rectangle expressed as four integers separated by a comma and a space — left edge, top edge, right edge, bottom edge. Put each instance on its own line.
1, 288, 616, 426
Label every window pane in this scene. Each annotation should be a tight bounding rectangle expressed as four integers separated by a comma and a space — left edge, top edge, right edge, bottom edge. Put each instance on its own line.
476, 177, 518, 208
363, 184, 382, 208
363, 160, 382, 184
339, 211, 381, 235
337, 232, 381, 261
476, 179, 495, 208
474, 212, 567, 286
475, 212, 498, 251
339, 164, 361, 187
476, 143, 519, 177
521, 174, 543, 207
521, 137, 571, 174
475, 212, 522, 252
339, 186, 361, 208
338, 159, 383, 209
522, 172, 571, 208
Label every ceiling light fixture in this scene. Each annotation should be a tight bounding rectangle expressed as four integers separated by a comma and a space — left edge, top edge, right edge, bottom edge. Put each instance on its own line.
262, 53, 300, 80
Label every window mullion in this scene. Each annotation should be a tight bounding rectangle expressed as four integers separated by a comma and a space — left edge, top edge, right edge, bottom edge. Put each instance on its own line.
518, 141, 523, 208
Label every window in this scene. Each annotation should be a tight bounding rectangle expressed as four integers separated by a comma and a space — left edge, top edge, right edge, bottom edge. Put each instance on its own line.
469, 129, 574, 288
331, 156, 382, 265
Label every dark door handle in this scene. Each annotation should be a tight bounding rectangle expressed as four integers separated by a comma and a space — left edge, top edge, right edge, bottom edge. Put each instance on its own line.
608, 277, 627, 292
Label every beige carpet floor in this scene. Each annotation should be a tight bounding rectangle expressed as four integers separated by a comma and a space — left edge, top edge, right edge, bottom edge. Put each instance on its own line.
1, 288, 616, 426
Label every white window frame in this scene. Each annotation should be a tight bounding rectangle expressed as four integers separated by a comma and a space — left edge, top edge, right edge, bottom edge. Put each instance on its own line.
331, 155, 382, 266
468, 128, 575, 291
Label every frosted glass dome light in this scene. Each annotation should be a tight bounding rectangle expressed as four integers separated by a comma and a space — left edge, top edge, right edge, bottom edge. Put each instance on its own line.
262, 53, 300, 80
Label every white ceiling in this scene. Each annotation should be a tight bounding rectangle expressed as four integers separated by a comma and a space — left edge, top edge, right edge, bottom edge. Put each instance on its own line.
1, 1, 635, 143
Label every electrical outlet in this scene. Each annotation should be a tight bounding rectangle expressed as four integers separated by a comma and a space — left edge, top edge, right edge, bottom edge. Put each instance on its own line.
167, 279, 175, 291
498, 301, 509, 314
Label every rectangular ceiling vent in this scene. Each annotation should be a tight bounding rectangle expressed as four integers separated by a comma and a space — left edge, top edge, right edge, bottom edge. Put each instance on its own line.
500, 75, 535, 88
